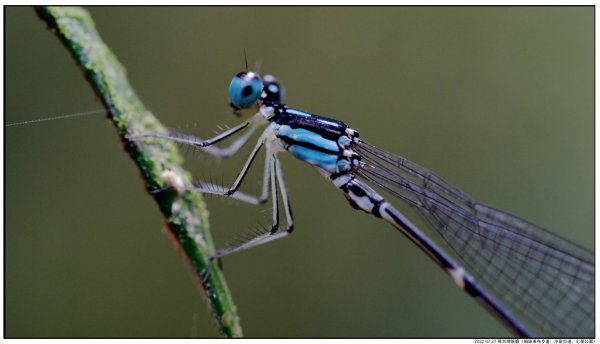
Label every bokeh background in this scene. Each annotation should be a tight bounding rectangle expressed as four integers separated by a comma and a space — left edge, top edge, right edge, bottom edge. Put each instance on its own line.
6, 6, 594, 338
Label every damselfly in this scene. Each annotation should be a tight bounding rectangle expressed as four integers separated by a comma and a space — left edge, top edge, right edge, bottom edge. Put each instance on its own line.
138, 71, 595, 338
7, 8, 593, 337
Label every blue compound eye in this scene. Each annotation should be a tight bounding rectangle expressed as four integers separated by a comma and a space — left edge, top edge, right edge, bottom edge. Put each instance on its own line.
228, 71, 263, 109
261, 74, 285, 104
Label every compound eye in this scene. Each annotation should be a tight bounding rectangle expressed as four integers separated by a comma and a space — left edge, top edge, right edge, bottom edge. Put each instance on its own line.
228, 71, 263, 109
261, 74, 285, 103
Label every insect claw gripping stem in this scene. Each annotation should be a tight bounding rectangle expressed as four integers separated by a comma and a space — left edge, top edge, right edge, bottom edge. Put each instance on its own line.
149, 187, 169, 195
202, 255, 226, 284
201, 256, 216, 284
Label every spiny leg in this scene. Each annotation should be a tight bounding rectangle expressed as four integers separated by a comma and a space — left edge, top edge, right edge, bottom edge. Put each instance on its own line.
198, 140, 294, 259
134, 119, 292, 277
153, 134, 266, 204
133, 120, 255, 158
138, 113, 272, 210
225, 138, 265, 195
184, 141, 272, 205
203, 155, 295, 281
150, 132, 264, 199
195, 138, 268, 280
270, 153, 279, 233
218, 155, 295, 256
132, 119, 261, 195
196, 140, 271, 282
275, 158, 294, 232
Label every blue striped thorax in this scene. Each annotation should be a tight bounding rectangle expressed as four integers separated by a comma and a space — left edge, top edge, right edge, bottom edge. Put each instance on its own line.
269, 104, 361, 175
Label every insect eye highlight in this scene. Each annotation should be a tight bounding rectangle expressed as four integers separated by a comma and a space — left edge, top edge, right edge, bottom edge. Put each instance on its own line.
228, 71, 263, 109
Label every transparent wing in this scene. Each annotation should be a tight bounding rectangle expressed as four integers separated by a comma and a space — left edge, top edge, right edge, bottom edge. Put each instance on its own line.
354, 139, 594, 337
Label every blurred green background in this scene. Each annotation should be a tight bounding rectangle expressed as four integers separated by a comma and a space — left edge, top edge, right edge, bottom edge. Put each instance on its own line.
6, 6, 593, 338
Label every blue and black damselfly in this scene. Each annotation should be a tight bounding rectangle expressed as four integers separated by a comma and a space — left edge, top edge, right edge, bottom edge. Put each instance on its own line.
136, 70, 595, 338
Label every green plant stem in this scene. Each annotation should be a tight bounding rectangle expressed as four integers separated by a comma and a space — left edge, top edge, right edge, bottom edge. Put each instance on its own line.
35, 6, 242, 337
